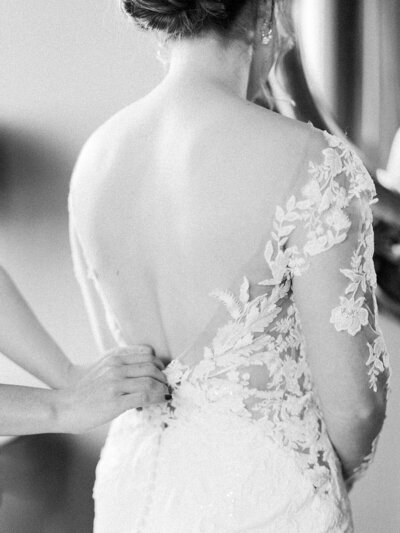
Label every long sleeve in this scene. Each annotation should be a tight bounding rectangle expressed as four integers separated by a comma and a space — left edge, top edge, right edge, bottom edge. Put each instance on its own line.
286, 128, 390, 482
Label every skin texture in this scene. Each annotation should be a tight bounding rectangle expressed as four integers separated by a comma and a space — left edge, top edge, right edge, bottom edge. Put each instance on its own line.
70, 32, 309, 365
0, 266, 169, 435
70, 22, 387, 476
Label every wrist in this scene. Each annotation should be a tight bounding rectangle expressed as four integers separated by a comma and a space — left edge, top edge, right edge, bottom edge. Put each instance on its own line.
64, 362, 87, 388
51, 388, 74, 433
44, 357, 77, 390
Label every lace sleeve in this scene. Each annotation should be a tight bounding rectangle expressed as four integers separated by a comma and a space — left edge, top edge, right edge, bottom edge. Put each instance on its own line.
288, 128, 391, 484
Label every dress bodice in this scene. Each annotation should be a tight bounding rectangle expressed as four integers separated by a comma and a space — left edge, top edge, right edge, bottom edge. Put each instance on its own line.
69, 122, 390, 532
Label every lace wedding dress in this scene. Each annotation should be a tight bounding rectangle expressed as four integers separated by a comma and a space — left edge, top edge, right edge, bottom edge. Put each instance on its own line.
69, 123, 390, 533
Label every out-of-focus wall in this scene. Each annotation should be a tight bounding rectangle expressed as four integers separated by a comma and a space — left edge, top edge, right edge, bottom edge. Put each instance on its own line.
0, 2, 162, 530
0, 0, 163, 375
0, 1, 399, 532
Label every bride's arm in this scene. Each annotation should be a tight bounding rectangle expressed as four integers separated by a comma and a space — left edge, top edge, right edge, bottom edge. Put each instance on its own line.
68, 200, 120, 355
292, 213, 389, 479
290, 129, 390, 482
0, 266, 75, 389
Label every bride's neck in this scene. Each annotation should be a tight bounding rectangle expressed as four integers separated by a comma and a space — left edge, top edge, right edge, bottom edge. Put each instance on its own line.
160, 36, 253, 101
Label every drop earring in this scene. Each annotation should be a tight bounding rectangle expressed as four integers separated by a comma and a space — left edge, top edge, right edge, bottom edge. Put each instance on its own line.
260, 0, 274, 45
155, 36, 170, 74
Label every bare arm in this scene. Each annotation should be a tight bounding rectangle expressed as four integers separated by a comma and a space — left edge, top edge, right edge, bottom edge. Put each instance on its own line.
68, 183, 119, 354
0, 243, 169, 436
0, 384, 63, 435
0, 346, 170, 436
0, 266, 74, 389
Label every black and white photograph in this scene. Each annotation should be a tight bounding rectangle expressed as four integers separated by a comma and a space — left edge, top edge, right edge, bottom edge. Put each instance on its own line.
0, 1, 399, 531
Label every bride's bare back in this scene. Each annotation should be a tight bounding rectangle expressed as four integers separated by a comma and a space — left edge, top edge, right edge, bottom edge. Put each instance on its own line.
69, 84, 311, 363
69, 0, 390, 527
70, 77, 390, 533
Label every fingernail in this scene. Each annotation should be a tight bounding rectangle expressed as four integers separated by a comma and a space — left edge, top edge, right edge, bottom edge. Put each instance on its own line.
164, 394, 172, 400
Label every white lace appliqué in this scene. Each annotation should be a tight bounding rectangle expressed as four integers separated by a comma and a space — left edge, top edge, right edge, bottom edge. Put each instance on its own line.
162, 130, 390, 495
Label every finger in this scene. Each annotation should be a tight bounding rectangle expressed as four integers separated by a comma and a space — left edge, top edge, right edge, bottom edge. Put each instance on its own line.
118, 392, 143, 412
141, 390, 171, 407
114, 353, 165, 371
116, 363, 168, 384
123, 344, 154, 355
119, 390, 170, 411
117, 376, 170, 396
105, 352, 152, 367
103, 344, 154, 360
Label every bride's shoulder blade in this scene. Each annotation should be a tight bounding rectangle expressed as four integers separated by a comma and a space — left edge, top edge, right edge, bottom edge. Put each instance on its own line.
70, 97, 323, 199
70, 100, 145, 189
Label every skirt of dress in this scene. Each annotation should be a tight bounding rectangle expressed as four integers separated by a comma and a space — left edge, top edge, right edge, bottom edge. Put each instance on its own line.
92, 402, 353, 533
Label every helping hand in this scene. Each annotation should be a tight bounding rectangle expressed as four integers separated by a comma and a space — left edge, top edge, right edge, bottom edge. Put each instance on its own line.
56, 345, 170, 434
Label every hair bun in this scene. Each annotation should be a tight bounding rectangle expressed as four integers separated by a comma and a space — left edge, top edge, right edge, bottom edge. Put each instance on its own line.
197, 0, 227, 18
122, 0, 228, 37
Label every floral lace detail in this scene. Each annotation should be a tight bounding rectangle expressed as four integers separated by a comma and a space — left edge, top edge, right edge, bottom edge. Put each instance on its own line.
70, 126, 389, 532
161, 129, 390, 496
254, 129, 390, 391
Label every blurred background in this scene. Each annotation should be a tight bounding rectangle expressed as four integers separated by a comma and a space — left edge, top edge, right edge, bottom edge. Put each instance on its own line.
0, 1, 399, 532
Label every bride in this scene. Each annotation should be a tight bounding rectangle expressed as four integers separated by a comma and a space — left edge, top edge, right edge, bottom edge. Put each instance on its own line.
69, 0, 390, 531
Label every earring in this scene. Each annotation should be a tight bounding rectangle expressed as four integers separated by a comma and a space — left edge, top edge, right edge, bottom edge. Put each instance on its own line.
260, 0, 274, 45
155, 36, 170, 72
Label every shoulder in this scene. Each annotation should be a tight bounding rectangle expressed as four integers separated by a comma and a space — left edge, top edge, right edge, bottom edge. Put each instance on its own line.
69, 101, 143, 193
285, 125, 377, 257
292, 124, 376, 206
243, 104, 314, 155
216, 103, 316, 191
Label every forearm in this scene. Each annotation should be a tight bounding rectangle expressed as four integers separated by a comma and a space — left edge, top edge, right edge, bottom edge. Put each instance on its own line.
0, 384, 67, 436
293, 258, 389, 477
296, 298, 389, 478
323, 396, 387, 480
0, 267, 73, 388
310, 334, 388, 478
314, 336, 389, 422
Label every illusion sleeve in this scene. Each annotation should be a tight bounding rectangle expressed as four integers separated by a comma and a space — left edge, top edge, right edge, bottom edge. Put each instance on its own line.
288, 128, 391, 484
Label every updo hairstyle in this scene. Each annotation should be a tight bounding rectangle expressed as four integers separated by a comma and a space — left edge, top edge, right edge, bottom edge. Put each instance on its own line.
121, 0, 293, 45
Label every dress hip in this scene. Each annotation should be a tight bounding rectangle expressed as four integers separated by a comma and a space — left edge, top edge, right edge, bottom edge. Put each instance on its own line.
93, 404, 353, 533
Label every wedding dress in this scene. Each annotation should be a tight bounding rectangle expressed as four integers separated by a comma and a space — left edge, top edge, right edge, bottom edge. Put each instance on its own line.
69, 122, 390, 533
